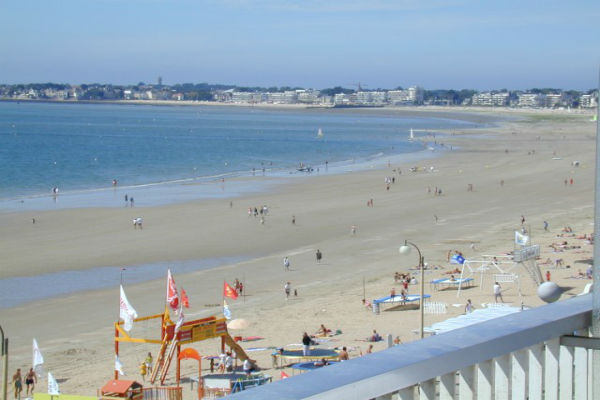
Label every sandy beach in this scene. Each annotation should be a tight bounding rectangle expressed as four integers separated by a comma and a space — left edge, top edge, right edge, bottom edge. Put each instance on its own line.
0, 107, 597, 398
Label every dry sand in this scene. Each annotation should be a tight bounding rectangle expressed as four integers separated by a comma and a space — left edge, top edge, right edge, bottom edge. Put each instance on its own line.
0, 108, 597, 397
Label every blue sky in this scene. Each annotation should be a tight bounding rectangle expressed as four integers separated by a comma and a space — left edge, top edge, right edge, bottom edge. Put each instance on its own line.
1, 0, 599, 90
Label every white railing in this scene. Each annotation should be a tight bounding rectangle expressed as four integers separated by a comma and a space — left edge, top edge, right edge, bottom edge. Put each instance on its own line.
229, 294, 594, 399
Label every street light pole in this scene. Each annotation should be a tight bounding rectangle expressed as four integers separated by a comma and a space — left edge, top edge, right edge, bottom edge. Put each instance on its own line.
400, 240, 425, 339
1, 325, 8, 400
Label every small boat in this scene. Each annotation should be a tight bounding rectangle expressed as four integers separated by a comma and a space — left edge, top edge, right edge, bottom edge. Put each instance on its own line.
409, 128, 414, 141
317, 128, 324, 138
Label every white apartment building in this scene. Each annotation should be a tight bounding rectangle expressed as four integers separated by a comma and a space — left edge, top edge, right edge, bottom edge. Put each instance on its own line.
388, 87, 423, 105
518, 93, 545, 108
580, 93, 598, 108
545, 93, 563, 108
472, 92, 509, 106
408, 86, 424, 104
371, 91, 387, 104
355, 91, 372, 104
297, 90, 321, 104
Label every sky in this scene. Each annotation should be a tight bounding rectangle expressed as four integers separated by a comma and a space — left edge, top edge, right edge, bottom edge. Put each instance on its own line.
1, 0, 599, 90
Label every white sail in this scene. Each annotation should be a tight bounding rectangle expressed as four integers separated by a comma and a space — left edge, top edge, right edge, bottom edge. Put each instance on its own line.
317, 128, 323, 138
409, 128, 414, 140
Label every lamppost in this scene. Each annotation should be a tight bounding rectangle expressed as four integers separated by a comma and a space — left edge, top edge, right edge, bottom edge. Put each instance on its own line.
1, 324, 8, 400
399, 240, 425, 339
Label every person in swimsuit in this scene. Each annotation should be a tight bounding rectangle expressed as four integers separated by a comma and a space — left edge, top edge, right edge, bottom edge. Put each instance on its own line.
25, 368, 37, 396
12, 369, 22, 400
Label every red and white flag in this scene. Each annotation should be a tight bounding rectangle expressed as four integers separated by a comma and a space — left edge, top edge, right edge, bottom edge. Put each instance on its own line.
223, 281, 238, 300
119, 285, 138, 332
166, 269, 179, 311
180, 287, 190, 308
280, 371, 289, 379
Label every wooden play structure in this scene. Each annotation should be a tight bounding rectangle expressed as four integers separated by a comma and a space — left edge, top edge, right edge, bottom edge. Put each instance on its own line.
99, 380, 143, 400
114, 309, 250, 388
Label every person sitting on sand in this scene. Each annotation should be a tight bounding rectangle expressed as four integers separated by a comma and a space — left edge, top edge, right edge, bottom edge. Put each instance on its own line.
369, 330, 382, 342
316, 324, 330, 337
338, 347, 349, 361
393, 336, 402, 345
449, 275, 456, 282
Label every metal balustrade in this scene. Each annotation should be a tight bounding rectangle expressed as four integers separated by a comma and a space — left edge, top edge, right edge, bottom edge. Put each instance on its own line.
229, 294, 593, 399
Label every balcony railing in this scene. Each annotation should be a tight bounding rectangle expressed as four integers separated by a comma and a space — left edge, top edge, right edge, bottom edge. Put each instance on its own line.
229, 294, 593, 399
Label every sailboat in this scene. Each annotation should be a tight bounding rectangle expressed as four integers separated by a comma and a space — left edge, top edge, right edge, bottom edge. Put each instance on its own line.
317, 128, 324, 138
408, 128, 415, 141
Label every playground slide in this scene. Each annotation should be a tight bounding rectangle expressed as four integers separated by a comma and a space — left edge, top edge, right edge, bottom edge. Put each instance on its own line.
223, 333, 250, 361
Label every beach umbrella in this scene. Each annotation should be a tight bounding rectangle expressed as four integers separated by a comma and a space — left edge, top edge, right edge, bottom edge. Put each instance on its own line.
227, 318, 249, 330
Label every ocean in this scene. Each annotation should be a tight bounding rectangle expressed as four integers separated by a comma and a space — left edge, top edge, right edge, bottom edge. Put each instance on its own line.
0, 101, 477, 212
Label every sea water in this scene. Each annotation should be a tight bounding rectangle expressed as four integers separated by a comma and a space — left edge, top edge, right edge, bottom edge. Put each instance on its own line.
0, 101, 476, 211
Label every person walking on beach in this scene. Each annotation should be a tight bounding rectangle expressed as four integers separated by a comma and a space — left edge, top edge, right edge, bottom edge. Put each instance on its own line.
285, 282, 291, 299
316, 249, 322, 264
292, 215, 296, 225
544, 220, 549, 231
12, 369, 22, 400
302, 332, 312, 356
465, 299, 474, 314
493, 282, 504, 303
130, 197, 134, 207
125, 194, 128, 206
351, 225, 357, 235
145, 352, 153, 375
24, 368, 37, 396
283, 256, 290, 271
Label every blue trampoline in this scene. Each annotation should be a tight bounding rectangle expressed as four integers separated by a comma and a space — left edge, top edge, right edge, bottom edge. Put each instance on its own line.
291, 361, 339, 371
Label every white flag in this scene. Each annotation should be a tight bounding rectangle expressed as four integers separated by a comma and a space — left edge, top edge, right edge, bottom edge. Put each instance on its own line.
515, 231, 529, 246
119, 285, 138, 332
223, 300, 232, 320
33, 338, 44, 376
174, 303, 185, 333
48, 372, 60, 395
115, 355, 125, 376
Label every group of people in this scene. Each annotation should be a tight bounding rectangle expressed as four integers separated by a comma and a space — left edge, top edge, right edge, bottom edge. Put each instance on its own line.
124, 194, 134, 207
11, 368, 37, 399
233, 278, 244, 295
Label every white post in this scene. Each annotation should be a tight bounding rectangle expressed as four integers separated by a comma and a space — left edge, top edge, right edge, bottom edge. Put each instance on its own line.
511, 350, 528, 399
544, 338, 560, 400
419, 379, 436, 400
439, 372, 455, 400
574, 346, 589, 400
559, 345, 574, 399
397, 386, 415, 400
459, 366, 475, 400
494, 354, 510, 400
592, 65, 600, 400
528, 344, 543, 400
477, 360, 493, 399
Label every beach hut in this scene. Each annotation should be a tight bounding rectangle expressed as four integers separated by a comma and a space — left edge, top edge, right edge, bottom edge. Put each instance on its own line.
99, 380, 143, 400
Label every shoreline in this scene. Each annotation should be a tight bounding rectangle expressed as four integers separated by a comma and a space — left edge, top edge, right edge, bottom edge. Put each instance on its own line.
0, 108, 596, 397
0, 105, 489, 211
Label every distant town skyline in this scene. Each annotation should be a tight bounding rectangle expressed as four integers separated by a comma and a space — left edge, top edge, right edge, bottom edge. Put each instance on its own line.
2, 0, 599, 90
